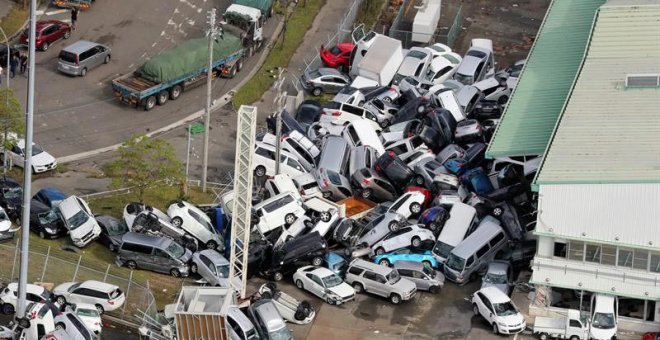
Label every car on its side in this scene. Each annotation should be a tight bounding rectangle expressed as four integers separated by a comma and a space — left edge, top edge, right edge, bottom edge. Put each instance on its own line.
190, 249, 237, 288
20, 20, 71, 51
53, 280, 125, 314
386, 191, 425, 219
167, 201, 223, 250
293, 266, 355, 305
30, 199, 66, 239
33, 187, 67, 209
301, 67, 351, 96
320, 42, 354, 69
471, 286, 526, 335
48, 311, 99, 340
356, 212, 407, 247
65, 303, 102, 334
93, 215, 128, 252
56, 195, 101, 248
371, 224, 435, 255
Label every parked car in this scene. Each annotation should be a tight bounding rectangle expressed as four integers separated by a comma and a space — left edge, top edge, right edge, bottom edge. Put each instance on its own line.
589, 294, 618, 340
371, 224, 435, 255
0, 206, 13, 242
295, 99, 322, 131
57, 40, 111, 77
454, 39, 495, 85
344, 258, 417, 304
50, 311, 99, 339
301, 67, 350, 96
167, 200, 223, 249
33, 187, 67, 209
20, 20, 71, 51
53, 280, 125, 314
94, 215, 127, 251
190, 249, 237, 287
117, 232, 192, 277
293, 266, 356, 305
3, 135, 58, 173
392, 47, 432, 85
227, 306, 260, 340
480, 260, 513, 296
393, 260, 444, 293
373, 248, 439, 269
315, 136, 353, 200
320, 42, 354, 69
56, 195, 101, 248
350, 168, 397, 202
253, 142, 308, 178
0, 177, 23, 218
247, 299, 293, 340
471, 286, 526, 335
0, 282, 51, 315
65, 303, 102, 334
28, 199, 64, 239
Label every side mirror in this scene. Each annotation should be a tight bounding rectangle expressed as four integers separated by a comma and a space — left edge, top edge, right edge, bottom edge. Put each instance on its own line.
489, 312, 493, 317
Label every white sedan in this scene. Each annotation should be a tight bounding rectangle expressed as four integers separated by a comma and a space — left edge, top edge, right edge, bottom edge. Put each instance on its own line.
293, 266, 355, 305
4, 135, 58, 173
371, 224, 436, 255
66, 303, 102, 334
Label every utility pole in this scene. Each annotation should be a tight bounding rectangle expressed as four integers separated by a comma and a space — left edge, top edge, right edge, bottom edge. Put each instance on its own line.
201, 8, 221, 193
0, 27, 11, 175
17, 0, 36, 320
272, 68, 286, 175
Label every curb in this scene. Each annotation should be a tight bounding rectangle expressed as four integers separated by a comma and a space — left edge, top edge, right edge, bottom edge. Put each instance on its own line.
57, 10, 289, 164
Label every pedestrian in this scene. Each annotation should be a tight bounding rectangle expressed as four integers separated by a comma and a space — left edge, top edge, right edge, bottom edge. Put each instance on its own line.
19, 53, 27, 74
71, 7, 79, 30
9, 54, 17, 79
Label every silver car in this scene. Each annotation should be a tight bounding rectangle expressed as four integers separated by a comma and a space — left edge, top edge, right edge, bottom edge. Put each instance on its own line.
57, 40, 111, 77
300, 68, 350, 96
350, 167, 397, 202
413, 158, 448, 188
248, 299, 293, 340
52, 312, 99, 340
480, 260, 514, 295
357, 212, 406, 247
190, 249, 238, 287
315, 136, 352, 200
364, 98, 400, 128
394, 260, 445, 294
344, 258, 417, 305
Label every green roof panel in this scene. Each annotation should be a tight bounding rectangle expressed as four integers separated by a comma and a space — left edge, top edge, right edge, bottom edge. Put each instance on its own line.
486, 0, 606, 158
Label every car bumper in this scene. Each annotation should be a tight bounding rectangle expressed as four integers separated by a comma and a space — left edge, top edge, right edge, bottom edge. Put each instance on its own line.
33, 160, 58, 173
497, 322, 525, 334
402, 288, 417, 300
57, 63, 81, 76
0, 231, 14, 242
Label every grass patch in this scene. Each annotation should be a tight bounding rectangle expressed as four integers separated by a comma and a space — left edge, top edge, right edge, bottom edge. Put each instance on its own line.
0, 5, 27, 41
232, 0, 326, 107
357, 0, 386, 30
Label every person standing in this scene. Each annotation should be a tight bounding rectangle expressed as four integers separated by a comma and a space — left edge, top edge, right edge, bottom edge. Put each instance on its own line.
9, 54, 17, 79
19, 53, 27, 74
71, 7, 79, 30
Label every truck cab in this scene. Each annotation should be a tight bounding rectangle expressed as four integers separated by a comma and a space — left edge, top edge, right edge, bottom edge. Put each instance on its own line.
224, 4, 263, 51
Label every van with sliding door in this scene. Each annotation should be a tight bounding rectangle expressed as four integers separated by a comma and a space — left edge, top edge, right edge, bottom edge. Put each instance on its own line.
431, 203, 477, 264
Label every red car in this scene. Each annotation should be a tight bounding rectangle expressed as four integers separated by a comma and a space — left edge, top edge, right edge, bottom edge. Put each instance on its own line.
320, 43, 354, 69
404, 186, 433, 210
643, 333, 660, 340
20, 20, 71, 51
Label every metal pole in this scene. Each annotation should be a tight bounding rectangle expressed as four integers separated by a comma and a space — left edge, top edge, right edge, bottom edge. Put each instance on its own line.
0, 27, 10, 175
17, 0, 36, 319
185, 123, 191, 179
40, 246, 50, 282
201, 8, 217, 193
274, 114, 282, 175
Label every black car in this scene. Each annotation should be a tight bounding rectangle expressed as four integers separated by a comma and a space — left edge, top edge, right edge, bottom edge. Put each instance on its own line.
266, 110, 306, 135
295, 100, 322, 131
392, 94, 433, 124
29, 199, 65, 239
262, 231, 327, 281
33, 187, 67, 209
0, 177, 23, 220
425, 109, 457, 145
374, 151, 414, 189
94, 215, 129, 252
472, 100, 502, 120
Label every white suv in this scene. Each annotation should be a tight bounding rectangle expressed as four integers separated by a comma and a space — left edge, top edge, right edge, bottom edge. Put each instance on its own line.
53, 280, 125, 314
253, 192, 306, 235
56, 195, 101, 247
471, 286, 525, 335
0, 283, 51, 315
167, 201, 222, 250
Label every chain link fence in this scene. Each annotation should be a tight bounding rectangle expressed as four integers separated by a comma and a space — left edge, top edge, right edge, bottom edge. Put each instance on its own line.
389, 0, 463, 48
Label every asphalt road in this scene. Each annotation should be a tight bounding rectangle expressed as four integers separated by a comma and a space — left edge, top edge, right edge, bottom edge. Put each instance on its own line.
9, 0, 278, 159
0, 313, 139, 339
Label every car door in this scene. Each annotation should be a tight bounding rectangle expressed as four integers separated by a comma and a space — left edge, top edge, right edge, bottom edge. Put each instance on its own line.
388, 193, 411, 216
327, 77, 348, 92
306, 273, 324, 299
382, 227, 410, 251
10, 144, 24, 166
475, 292, 491, 320
412, 270, 430, 290
42, 25, 58, 44
371, 273, 388, 297
198, 254, 215, 284
153, 248, 173, 272
69, 287, 90, 305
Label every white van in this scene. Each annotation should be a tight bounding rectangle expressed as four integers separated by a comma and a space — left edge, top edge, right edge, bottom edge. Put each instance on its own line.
265, 174, 300, 199
342, 120, 385, 155
431, 202, 477, 263
253, 192, 306, 235
57, 195, 102, 248
434, 90, 465, 122
589, 294, 618, 340
253, 142, 308, 178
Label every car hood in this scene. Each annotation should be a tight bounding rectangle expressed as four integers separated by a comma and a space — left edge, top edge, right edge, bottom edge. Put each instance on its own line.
69, 219, 99, 239
328, 282, 354, 298
393, 277, 417, 292
0, 219, 10, 232
590, 327, 617, 340
498, 313, 524, 327
481, 282, 508, 295
53, 282, 77, 296
32, 151, 56, 167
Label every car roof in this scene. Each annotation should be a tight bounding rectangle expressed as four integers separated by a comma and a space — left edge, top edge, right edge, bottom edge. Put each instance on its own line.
310, 266, 335, 278
79, 280, 117, 292
335, 42, 355, 51
30, 199, 50, 212
73, 303, 98, 311
58, 196, 84, 218
62, 40, 102, 54
253, 191, 298, 209
121, 232, 173, 248
37, 187, 67, 199
199, 249, 229, 265
487, 260, 511, 274
7, 283, 47, 294
318, 68, 343, 77
393, 260, 426, 271
0, 177, 20, 187
480, 286, 510, 303
253, 300, 286, 330
450, 220, 504, 258
36, 20, 66, 29
397, 57, 423, 75
350, 258, 393, 275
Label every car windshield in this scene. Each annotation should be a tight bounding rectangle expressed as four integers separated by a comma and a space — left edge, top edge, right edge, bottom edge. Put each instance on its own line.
216, 264, 230, 278
321, 274, 343, 288
165, 241, 185, 259
269, 326, 292, 340
77, 308, 99, 318
424, 69, 436, 81
592, 312, 616, 329
38, 210, 59, 224
494, 301, 518, 316
330, 46, 341, 55
327, 171, 343, 185
442, 54, 460, 64
67, 210, 89, 230
484, 273, 508, 284
433, 241, 454, 259
104, 218, 128, 236
31, 144, 44, 156
429, 45, 446, 53
0, 210, 7, 221
407, 50, 427, 60
68, 283, 81, 293
445, 253, 465, 272
454, 73, 473, 84
387, 271, 401, 284
3, 186, 22, 199
308, 70, 321, 79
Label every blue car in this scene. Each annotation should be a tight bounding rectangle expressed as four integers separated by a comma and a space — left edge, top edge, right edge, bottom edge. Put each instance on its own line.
32, 187, 67, 209
373, 249, 439, 268
444, 158, 469, 175
460, 167, 494, 195
325, 252, 348, 277
419, 207, 449, 234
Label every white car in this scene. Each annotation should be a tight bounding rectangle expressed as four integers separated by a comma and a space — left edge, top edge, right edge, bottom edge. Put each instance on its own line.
253, 192, 306, 235
56, 195, 101, 248
253, 142, 308, 178
319, 101, 382, 132
50, 311, 99, 340
4, 135, 58, 173
0, 283, 51, 315
53, 280, 125, 314
424, 43, 452, 59
0, 206, 14, 241
167, 201, 222, 249
292, 173, 323, 199
392, 47, 433, 85
385, 136, 429, 158
304, 196, 341, 237
473, 76, 512, 105
293, 266, 355, 305
66, 303, 102, 334
472, 286, 526, 335
386, 191, 425, 219
424, 53, 462, 85
371, 224, 435, 255
258, 283, 315, 325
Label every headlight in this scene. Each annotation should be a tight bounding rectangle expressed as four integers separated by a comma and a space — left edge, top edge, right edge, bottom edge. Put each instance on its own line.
497, 322, 506, 327
45, 228, 55, 234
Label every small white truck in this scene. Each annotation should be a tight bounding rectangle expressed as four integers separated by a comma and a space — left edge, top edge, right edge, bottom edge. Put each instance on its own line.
533, 309, 589, 340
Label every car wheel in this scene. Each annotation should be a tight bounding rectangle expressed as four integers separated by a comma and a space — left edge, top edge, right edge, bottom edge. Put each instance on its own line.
352, 283, 363, 294
411, 237, 422, 248
361, 188, 372, 199
108, 243, 116, 252
492, 323, 499, 334
312, 87, 322, 96
157, 90, 168, 105
416, 105, 425, 114
127, 260, 137, 269
171, 217, 183, 228
388, 221, 399, 232
190, 263, 198, 274
284, 213, 296, 225
80, 67, 87, 77
295, 280, 304, 289
104, 55, 111, 64
55, 322, 65, 330
472, 304, 479, 316
539, 333, 548, 340
378, 259, 391, 267
143, 95, 156, 110
375, 247, 385, 256
493, 207, 503, 217
95, 304, 104, 314
170, 268, 181, 277
56, 296, 66, 305
569, 336, 579, 340
410, 202, 422, 214
322, 191, 333, 199
379, 119, 390, 128
273, 272, 284, 281
206, 240, 218, 250
429, 286, 439, 294
428, 222, 438, 232
414, 175, 425, 186
312, 257, 323, 266
422, 260, 433, 268
498, 96, 509, 105
64, 30, 71, 39
390, 293, 402, 305
2, 303, 14, 315
42, 42, 49, 51
320, 211, 331, 222
254, 166, 266, 177
38, 231, 46, 239
170, 85, 183, 100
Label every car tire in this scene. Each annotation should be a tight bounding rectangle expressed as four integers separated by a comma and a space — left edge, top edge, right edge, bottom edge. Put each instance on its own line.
429, 286, 439, 294
491, 323, 499, 334
171, 217, 183, 228
38, 231, 46, 239
143, 95, 156, 111
254, 166, 266, 178
493, 207, 503, 217
428, 222, 438, 233
498, 96, 508, 105
104, 55, 111, 64
388, 221, 399, 232
380, 119, 390, 128
569, 336, 579, 340
284, 213, 296, 225
312, 87, 322, 96
539, 333, 548, 340
322, 191, 333, 199
236, 59, 243, 72
411, 236, 422, 248
127, 260, 137, 269
42, 42, 49, 51
170, 268, 181, 277
95, 304, 104, 314
56, 296, 66, 305
410, 202, 422, 215
2, 303, 14, 315
422, 260, 433, 268
260, 291, 272, 299
352, 283, 363, 294
55, 322, 65, 330
320, 211, 331, 222
361, 188, 372, 199
472, 304, 479, 316
378, 259, 391, 267
206, 240, 218, 250
414, 175, 425, 186
170, 85, 183, 100
157, 90, 168, 105
64, 30, 71, 39
416, 105, 425, 114
108, 243, 116, 252
312, 257, 323, 266
190, 263, 198, 274
389, 294, 402, 305
375, 247, 385, 256
80, 67, 87, 77
295, 280, 304, 289
273, 272, 284, 281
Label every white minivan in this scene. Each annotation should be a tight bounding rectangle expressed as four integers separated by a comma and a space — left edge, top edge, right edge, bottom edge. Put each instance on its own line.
342, 120, 385, 155
431, 202, 477, 263
252, 192, 306, 235
253, 142, 309, 178
57, 195, 101, 248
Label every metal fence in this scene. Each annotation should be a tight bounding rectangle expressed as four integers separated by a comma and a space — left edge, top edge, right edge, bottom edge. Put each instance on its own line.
0, 242, 157, 324
389, 0, 463, 48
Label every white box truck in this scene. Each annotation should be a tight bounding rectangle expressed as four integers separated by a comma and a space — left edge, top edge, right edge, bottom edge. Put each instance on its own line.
412, 0, 441, 44
351, 35, 404, 88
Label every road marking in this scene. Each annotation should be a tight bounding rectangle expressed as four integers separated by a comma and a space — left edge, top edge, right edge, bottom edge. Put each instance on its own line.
187, 19, 195, 26
46, 9, 68, 16
152, 42, 157, 47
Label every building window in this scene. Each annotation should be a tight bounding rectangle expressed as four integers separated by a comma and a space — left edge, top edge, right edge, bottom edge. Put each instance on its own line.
619, 298, 646, 320
646, 301, 656, 322
650, 253, 660, 273
568, 241, 585, 261
618, 248, 634, 268
634, 250, 649, 271
585, 243, 601, 263
601, 245, 617, 266
554, 241, 567, 258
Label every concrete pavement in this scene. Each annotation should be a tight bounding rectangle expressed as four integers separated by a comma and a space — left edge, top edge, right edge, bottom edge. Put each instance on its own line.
0, 0, 14, 25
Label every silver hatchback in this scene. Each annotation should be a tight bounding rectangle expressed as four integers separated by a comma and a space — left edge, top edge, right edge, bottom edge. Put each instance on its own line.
58, 40, 111, 76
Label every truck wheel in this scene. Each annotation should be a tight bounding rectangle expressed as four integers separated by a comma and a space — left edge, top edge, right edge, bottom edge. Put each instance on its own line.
169, 85, 182, 100
539, 333, 548, 340
157, 91, 168, 105
144, 96, 156, 111
229, 66, 237, 78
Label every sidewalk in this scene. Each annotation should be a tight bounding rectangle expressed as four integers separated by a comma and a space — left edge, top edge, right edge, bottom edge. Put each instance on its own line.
0, 0, 14, 23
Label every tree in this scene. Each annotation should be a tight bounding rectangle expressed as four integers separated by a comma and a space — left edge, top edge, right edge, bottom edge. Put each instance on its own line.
106, 135, 184, 203
0, 88, 25, 150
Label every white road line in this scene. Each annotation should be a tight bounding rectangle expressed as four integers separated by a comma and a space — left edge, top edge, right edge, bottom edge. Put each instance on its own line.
45, 9, 68, 16
151, 42, 157, 47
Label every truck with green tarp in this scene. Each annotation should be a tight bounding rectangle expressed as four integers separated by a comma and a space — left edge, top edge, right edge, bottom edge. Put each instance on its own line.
111, 31, 245, 111
234, 0, 274, 18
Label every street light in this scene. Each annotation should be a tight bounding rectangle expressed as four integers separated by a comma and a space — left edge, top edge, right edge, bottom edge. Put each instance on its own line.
201, 8, 222, 193
0, 27, 11, 175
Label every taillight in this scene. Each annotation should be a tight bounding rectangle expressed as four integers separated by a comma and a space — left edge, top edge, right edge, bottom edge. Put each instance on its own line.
388, 151, 395, 158
281, 134, 288, 140
388, 87, 396, 92
108, 300, 115, 305
323, 180, 329, 188
75, 55, 80, 65
362, 179, 370, 185
332, 111, 341, 116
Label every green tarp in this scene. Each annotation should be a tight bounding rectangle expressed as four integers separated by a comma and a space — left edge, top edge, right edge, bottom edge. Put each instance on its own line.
234, 0, 272, 15
136, 33, 243, 84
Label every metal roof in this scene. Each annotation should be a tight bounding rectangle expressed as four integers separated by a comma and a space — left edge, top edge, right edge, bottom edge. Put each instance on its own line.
535, 0, 660, 185
486, 0, 606, 158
